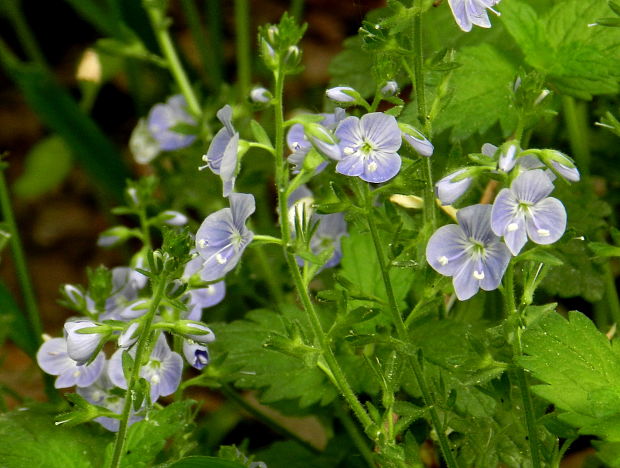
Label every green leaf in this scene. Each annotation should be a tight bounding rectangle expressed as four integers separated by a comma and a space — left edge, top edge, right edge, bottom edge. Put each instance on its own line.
103, 401, 196, 467
250, 120, 273, 149
520, 310, 620, 439
13, 136, 73, 200
589, 241, 620, 258
501, 0, 620, 99
0, 405, 111, 467
433, 44, 518, 141
168, 457, 246, 468
0, 281, 37, 356
328, 37, 376, 97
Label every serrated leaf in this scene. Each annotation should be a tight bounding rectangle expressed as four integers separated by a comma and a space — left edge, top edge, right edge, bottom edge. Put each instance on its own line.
13, 135, 73, 199
520, 310, 620, 440
433, 44, 518, 141
0, 405, 111, 467
103, 401, 195, 467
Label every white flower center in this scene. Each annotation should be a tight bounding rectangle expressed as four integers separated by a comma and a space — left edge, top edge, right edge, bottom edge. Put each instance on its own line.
507, 222, 519, 232
367, 161, 378, 173
473, 270, 485, 280
537, 228, 550, 237
73, 370, 81, 378
216, 253, 227, 264
438, 256, 449, 266
150, 374, 160, 384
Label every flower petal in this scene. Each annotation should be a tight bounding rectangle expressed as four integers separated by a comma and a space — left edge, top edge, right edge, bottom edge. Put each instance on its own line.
361, 151, 401, 183
512, 169, 555, 204
426, 224, 469, 276
360, 113, 401, 152
37, 338, 73, 376
336, 154, 365, 177
526, 197, 567, 245
479, 242, 511, 291
452, 258, 482, 300
230, 193, 256, 230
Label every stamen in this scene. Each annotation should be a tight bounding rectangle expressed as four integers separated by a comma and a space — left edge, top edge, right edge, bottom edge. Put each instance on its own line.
292, 142, 301, 151
507, 222, 519, 232
150, 374, 160, 384
206, 285, 216, 295
198, 239, 208, 248
367, 161, 378, 173
73, 370, 81, 378
216, 253, 227, 264
343, 147, 355, 155
438, 256, 449, 266
197, 354, 209, 364
537, 228, 550, 237
473, 270, 485, 280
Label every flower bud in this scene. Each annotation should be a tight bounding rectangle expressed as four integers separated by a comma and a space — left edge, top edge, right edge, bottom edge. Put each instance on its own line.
64, 320, 106, 365
176, 321, 216, 344
159, 210, 188, 226
183, 340, 210, 370
118, 322, 140, 348
304, 123, 341, 160
435, 169, 473, 206
97, 226, 134, 248
250, 86, 272, 104
540, 149, 580, 182
326, 86, 358, 104
497, 141, 519, 172
381, 81, 399, 97
399, 123, 433, 157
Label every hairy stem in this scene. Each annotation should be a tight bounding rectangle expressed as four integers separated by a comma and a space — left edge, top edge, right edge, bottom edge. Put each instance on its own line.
108, 277, 167, 468
503, 264, 541, 468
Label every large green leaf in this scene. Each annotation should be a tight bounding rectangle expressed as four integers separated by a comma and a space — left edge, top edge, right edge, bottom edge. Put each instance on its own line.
0, 405, 111, 468
520, 310, 620, 441
433, 44, 518, 140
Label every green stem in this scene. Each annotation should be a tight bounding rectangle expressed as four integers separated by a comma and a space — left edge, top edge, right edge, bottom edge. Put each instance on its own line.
179, 0, 211, 85
205, 0, 223, 90
0, 166, 43, 346
108, 277, 167, 468
145, 5, 201, 116
3, 0, 47, 68
602, 258, 620, 324
335, 403, 376, 468
361, 183, 459, 468
234, 0, 251, 100
290, 0, 305, 21
561, 96, 590, 176
272, 70, 375, 437
251, 234, 283, 245
503, 264, 541, 468
220, 383, 320, 454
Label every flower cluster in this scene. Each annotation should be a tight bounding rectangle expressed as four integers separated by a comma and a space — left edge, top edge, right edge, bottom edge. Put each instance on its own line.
427, 141, 575, 300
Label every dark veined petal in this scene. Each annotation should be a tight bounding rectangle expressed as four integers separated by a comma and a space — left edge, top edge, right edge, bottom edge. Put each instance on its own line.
230, 193, 256, 231
73, 353, 105, 388
526, 197, 567, 245
199, 243, 241, 282
457, 204, 495, 244
361, 151, 401, 183
144, 351, 183, 401
491, 188, 528, 255
335, 116, 362, 150
204, 127, 232, 174
336, 154, 365, 177
511, 169, 555, 204
216, 104, 234, 135
196, 208, 235, 251
220, 133, 239, 197
360, 113, 402, 153
479, 242, 511, 291
452, 257, 483, 300
448, 0, 473, 31
37, 338, 73, 376
426, 224, 469, 276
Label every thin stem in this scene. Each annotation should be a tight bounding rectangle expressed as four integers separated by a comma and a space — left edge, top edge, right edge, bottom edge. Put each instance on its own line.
220, 383, 320, 454
0, 166, 42, 345
503, 264, 541, 468
361, 183, 459, 468
179, 0, 211, 85
108, 277, 167, 468
251, 234, 283, 245
335, 403, 376, 468
145, 5, 201, 116
234, 0, 251, 100
561, 96, 590, 176
290, 0, 305, 21
272, 70, 375, 436
205, 0, 223, 90
602, 258, 620, 324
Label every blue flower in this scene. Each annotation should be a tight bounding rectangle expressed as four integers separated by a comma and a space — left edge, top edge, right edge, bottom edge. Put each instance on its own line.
435, 169, 473, 205
335, 113, 402, 183
426, 204, 511, 300
491, 169, 567, 256
195, 193, 255, 281
185, 282, 226, 320
287, 109, 345, 173
381, 81, 399, 97
147, 95, 197, 151
399, 123, 434, 157
326, 86, 357, 103
37, 337, 105, 388
108, 333, 183, 403
183, 341, 210, 370
202, 105, 239, 197
250, 86, 272, 104
448, 0, 501, 32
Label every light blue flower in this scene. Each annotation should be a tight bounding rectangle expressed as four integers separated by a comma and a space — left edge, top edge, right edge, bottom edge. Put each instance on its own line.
335, 113, 402, 183
426, 204, 511, 301
326, 86, 357, 103
108, 333, 183, 403
183, 341, 211, 370
37, 337, 105, 388
491, 169, 567, 256
64, 320, 105, 365
195, 193, 255, 281
147, 95, 196, 151
448, 0, 501, 32
202, 105, 239, 197
399, 123, 434, 157
381, 81, 399, 97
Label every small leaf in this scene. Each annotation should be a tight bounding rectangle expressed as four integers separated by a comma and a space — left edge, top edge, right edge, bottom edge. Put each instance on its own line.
250, 120, 273, 148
